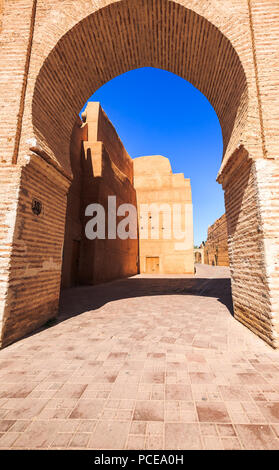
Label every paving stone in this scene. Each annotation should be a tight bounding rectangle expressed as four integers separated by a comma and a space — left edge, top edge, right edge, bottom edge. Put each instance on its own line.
0, 267, 279, 449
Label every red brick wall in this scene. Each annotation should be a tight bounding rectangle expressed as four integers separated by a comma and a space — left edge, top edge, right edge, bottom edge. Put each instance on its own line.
0, 0, 36, 165
0, 1, 3, 32
0, 155, 69, 348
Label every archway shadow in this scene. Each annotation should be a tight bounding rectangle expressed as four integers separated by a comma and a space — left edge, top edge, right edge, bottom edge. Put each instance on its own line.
16, 268, 233, 342
57, 274, 233, 325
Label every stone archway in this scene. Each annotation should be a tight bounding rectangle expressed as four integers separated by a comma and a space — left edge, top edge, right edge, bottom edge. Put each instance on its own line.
0, 0, 278, 348
30, 0, 249, 176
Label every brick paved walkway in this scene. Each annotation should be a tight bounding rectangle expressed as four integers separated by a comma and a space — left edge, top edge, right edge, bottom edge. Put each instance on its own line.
1, 265, 279, 449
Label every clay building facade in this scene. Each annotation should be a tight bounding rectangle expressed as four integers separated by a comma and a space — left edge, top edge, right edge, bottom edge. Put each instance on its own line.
134, 156, 194, 274
0, 1, 279, 349
61, 102, 139, 288
204, 214, 229, 267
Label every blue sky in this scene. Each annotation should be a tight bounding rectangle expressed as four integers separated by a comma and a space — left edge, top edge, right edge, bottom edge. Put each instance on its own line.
81, 67, 224, 245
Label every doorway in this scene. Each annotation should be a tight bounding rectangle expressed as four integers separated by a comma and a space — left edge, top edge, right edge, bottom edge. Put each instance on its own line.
146, 257, 160, 274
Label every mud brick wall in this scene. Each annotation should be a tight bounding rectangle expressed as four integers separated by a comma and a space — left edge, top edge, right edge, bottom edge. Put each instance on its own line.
79, 143, 138, 285
134, 155, 194, 275
220, 148, 277, 348
254, 158, 279, 344
0, 155, 69, 348
0, 0, 35, 165
204, 214, 229, 267
0, 164, 22, 347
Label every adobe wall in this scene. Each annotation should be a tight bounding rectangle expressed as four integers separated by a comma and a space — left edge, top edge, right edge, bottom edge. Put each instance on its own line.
79, 142, 138, 285
134, 155, 194, 275
0, 165, 22, 347
204, 214, 229, 267
84, 101, 134, 184
60, 118, 86, 288
61, 102, 138, 288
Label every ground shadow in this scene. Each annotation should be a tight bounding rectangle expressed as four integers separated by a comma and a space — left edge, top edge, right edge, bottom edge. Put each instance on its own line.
16, 266, 233, 343
57, 275, 233, 325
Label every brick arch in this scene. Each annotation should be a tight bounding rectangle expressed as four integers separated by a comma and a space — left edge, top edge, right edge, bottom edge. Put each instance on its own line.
32, 0, 248, 176
2, 0, 278, 350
